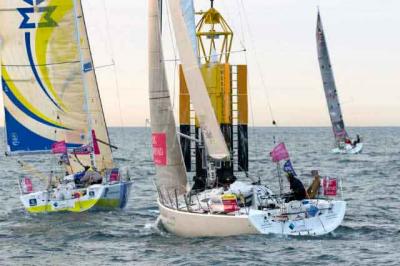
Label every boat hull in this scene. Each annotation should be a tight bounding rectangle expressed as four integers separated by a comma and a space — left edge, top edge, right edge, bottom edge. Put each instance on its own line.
93, 181, 133, 210
332, 143, 363, 154
248, 200, 346, 236
20, 181, 133, 214
158, 199, 346, 237
158, 200, 258, 237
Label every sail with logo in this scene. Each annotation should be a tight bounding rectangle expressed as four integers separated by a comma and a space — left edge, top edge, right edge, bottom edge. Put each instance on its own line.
316, 11, 363, 154
0, 0, 132, 213
148, 0, 187, 196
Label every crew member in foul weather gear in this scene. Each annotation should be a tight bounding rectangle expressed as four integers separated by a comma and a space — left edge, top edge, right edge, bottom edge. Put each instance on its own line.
353, 134, 361, 146
307, 170, 321, 199
286, 173, 308, 201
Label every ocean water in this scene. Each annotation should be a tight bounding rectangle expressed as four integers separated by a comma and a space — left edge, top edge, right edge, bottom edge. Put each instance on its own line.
0, 127, 399, 265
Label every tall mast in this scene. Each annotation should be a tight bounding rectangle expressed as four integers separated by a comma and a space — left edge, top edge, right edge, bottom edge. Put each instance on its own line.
72, 0, 96, 168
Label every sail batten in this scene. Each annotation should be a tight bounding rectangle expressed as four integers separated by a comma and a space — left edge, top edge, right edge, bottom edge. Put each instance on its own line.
148, 0, 187, 195
316, 12, 348, 142
168, 0, 230, 160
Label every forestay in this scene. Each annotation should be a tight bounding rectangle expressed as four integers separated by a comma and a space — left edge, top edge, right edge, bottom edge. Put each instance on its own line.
316, 11, 348, 143
148, 0, 187, 195
0, 0, 112, 171
168, 0, 230, 161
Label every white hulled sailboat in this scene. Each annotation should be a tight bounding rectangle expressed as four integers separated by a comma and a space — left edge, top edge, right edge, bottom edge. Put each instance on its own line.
0, 0, 132, 213
149, 0, 346, 237
316, 11, 363, 154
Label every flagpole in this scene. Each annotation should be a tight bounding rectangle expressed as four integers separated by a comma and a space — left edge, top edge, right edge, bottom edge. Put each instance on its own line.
273, 136, 284, 197
277, 162, 283, 197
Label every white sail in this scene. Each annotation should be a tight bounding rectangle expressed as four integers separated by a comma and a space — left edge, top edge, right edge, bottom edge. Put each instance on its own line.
148, 0, 187, 195
168, 0, 230, 161
74, 0, 113, 171
180, 0, 198, 57
316, 11, 348, 142
0, 0, 112, 172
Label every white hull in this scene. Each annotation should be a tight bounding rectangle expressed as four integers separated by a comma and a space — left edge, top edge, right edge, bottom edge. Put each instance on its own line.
158, 199, 258, 237
248, 200, 346, 236
332, 143, 363, 154
158, 199, 346, 237
20, 181, 133, 213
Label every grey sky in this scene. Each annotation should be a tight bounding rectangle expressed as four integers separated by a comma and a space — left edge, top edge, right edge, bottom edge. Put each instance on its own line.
1, 0, 399, 127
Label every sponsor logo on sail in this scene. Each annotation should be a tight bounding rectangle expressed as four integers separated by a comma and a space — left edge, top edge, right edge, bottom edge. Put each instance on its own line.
18, 0, 58, 29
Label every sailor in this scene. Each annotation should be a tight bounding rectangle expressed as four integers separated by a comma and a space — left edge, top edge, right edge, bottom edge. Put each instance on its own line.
80, 167, 103, 186
74, 166, 90, 186
307, 170, 321, 199
345, 138, 352, 145
353, 134, 361, 146
286, 173, 308, 202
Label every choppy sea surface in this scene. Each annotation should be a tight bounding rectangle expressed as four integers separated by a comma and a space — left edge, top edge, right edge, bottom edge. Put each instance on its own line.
0, 127, 399, 265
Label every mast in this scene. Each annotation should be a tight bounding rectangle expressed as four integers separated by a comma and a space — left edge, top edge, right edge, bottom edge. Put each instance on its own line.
316, 11, 348, 144
72, 0, 96, 168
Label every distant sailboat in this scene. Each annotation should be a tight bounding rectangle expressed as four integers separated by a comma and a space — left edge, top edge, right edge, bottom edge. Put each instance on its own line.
316, 11, 363, 154
0, 0, 132, 213
149, 0, 346, 237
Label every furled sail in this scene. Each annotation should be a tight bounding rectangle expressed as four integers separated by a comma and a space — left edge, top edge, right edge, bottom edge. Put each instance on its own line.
0, 0, 112, 171
168, 0, 230, 160
148, 0, 187, 195
316, 11, 348, 142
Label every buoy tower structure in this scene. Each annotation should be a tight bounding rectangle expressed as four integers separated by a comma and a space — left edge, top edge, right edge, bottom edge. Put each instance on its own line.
179, 0, 249, 190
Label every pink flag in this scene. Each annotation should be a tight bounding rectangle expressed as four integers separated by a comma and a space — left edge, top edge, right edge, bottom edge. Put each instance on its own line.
270, 142, 289, 163
52, 141, 67, 154
91, 130, 100, 155
323, 177, 337, 196
22, 177, 33, 194
152, 133, 167, 166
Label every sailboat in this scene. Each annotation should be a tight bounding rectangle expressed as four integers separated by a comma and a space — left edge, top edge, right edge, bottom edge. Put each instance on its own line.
0, 0, 132, 213
149, 0, 346, 237
316, 11, 363, 154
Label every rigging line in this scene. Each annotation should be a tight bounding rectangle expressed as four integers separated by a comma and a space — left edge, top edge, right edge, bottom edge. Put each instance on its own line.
235, 0, 248, 53
240, 0, 276, 127
235, 0, 260, 166
94, 63, 115, 70
164, 0, 178, 110
101, 0, 127, 142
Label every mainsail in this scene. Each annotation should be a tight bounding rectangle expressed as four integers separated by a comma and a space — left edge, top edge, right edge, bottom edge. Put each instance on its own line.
168, 0, 230, 161
0, 0, 112, 171
316, 11, 348, 142
148, 0, 187, 194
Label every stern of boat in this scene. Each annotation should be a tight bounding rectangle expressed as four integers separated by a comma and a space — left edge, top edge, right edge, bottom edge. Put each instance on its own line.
93, 180, 133, 210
